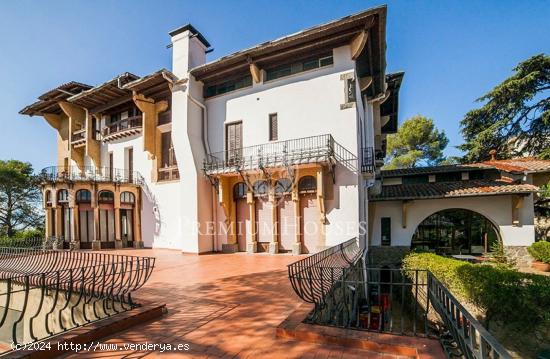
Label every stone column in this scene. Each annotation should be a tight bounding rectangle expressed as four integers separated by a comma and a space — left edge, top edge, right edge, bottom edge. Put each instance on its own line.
268, 190, 279, 254
133, 191, 144, 249
91, 189, 101, 250
114, 192, 122, 249
292, 189, 301, 255
246, 191, 257, 253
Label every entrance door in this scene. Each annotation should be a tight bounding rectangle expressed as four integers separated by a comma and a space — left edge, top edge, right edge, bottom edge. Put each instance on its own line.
300, 194, 318, 254
235, 198, 249, 252
277, 196, 295, 252
226, 122, 242, 164
120, 209, 134, 247
99, 207, 115, 248
78, 204, 94, 249
255, 199, 273, 252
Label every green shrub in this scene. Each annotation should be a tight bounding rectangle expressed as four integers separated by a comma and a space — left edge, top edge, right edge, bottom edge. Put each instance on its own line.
528, 241, 550, 264
402, 252, 550, 331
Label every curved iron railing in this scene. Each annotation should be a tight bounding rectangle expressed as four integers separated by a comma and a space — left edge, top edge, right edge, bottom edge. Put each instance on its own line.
40, 166, 144, 186
287, 238, 361, 306
0, 248, 155, 345
204, 134, 358, 174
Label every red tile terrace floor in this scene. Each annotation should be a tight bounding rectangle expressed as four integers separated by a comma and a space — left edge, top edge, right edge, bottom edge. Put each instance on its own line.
67, 249, 438, 358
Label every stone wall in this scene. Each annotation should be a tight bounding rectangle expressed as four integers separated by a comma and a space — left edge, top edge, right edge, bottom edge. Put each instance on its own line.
505, 246, 533, 268
535, 216, 550, 241
367, 246, 410, 268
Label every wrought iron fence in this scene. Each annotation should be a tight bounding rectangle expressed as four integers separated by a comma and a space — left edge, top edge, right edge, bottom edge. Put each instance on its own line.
287, 241, 512, 358
288, 237, 361, 306
40, 166, 144, 185
427, 272, 511, 359
203, 134, 358, 174
0, 248, 155, 346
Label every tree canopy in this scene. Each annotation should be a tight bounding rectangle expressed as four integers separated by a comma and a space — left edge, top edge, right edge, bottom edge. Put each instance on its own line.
459, 54, 550, 162
384, 115, 449, 169
0, 160, 43, 237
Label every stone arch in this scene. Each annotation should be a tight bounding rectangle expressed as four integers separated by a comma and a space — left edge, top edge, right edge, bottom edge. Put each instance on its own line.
411, 207, 501, 255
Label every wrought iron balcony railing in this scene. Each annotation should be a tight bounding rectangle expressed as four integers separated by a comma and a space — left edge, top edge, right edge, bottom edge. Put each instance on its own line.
40, 166, 144, 185
102, 115, 143, 141
203, 134, 357, 174
361, 147, 375, 173
0, 247, 155, 345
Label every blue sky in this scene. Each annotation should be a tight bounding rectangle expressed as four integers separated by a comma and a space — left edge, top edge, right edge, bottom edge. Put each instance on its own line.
0, 0, 548, 171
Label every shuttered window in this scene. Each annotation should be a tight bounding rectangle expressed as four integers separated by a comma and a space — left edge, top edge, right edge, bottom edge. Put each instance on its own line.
226, 122, 242, 162
269, 113, 278, 141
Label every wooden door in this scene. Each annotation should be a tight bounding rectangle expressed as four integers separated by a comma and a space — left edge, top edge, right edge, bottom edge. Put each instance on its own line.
255, 199, 273, 252
300, 193, 318, 254
235, 198, 249, 252
277, 196, 295, 252
226, 122, 242, 163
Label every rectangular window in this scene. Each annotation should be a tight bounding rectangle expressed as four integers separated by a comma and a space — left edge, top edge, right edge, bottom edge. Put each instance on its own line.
402, 175, 429, 184
269, 113, 278, 141
346, 78, 356, 103
435, 172, 462, 182
265, 52, 334, 81
204, 75, 252, 98
381, 217, 391, 246
226, 122, 243, 163
158, 131, 179, 181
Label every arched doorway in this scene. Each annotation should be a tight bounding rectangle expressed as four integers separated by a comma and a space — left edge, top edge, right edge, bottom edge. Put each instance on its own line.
298, 176, 318, 254
98, 190, 115, 248
253, 180, 271, 253
411, 208, 500, 255
275, 178, 295, 252
233, 182, 248, 252
76, 189, 93, 249
120, 192, 135, 247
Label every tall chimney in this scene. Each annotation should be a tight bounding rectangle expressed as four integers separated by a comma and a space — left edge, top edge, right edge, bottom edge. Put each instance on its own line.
169, 24, 210, 78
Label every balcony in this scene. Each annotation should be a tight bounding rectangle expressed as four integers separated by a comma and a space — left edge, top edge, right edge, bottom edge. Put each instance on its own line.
203, 134, 357, 175
360, 147, 375, 174
102, 115, 142, 142
70, 128, 86, 147
158, 166, 179, 181
40, 166, 144, 185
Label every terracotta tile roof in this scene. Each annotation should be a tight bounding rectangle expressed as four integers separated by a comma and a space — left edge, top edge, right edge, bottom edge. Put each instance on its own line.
380, 164, 493, 177
370, 179, 538, 201
477, 158, 550, 174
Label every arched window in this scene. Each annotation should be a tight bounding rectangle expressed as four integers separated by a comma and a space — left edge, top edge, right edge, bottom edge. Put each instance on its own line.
274, 178, 292, 195
412, 209, 500, 255
253, 181, 268, 197
233, 182, 247, 200
57, 189, 69, 203
76, 189, 91, 203
120, 191, 135, 204
45, 190, 52, 204
98, 190, 114, 203
298, 176, 317, 194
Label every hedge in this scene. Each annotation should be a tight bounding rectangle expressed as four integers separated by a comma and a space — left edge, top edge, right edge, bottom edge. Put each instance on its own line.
528, 241, 550, 264
402, 252, 550, 331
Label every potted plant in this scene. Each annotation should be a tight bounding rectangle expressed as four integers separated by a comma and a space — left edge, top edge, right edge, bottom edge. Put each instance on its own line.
527, 241, 550, 272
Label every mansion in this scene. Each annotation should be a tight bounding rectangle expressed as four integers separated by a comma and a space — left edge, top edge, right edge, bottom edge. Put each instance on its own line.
20, 5, 544, 261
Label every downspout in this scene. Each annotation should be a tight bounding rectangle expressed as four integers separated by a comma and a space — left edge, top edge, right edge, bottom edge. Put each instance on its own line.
187, 91, 217, 251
